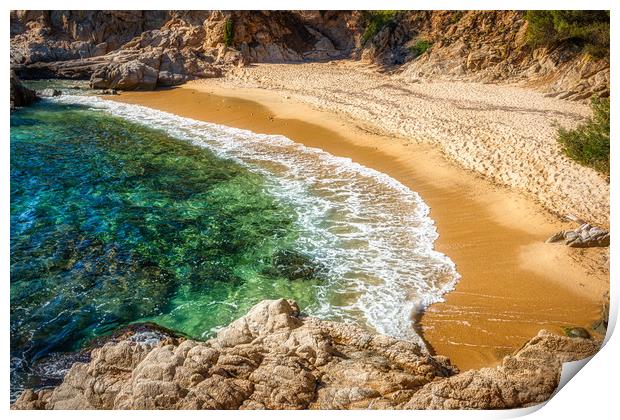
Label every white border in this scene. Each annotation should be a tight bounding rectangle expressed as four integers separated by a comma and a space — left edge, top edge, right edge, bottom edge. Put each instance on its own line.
3, 1, 617, 418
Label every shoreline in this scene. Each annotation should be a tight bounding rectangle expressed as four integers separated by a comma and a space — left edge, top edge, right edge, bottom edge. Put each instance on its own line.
108, 82, 608, 371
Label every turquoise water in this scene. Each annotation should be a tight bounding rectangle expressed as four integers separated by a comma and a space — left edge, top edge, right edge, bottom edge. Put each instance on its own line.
11, 93, 460, 398
10, 101, 324, 394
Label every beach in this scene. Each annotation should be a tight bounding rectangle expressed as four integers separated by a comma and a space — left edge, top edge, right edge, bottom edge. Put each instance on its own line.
108, 64, 608, 372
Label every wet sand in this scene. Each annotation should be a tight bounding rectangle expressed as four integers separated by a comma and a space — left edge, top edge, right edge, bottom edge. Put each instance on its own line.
108, 84, 608, 371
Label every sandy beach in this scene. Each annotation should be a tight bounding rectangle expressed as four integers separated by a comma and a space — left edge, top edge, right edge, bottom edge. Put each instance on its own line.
108, 66, 608, 371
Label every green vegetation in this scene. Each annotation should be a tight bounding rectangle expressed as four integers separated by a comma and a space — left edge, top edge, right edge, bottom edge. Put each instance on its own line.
361, 11, 398, 45
224, 18, 234, 47
410, 40, 432, 57
557, 97, 610, 175
525, 11, 610, 57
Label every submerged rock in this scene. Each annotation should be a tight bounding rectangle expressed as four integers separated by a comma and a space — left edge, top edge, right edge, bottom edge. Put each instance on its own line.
12, 299, 601, 410
265, 250, 325, 281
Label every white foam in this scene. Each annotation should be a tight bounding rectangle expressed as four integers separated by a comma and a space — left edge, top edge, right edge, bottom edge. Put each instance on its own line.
51, 95, 461, 349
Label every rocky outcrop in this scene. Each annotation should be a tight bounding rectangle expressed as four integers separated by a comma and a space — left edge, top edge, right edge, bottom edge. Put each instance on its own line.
546, 221, 610, 248
359, 11, 609, 101
10, 70, 37, 110
11, 11, 609, 97
12, 299, 600, 410
10, 11, 342, 91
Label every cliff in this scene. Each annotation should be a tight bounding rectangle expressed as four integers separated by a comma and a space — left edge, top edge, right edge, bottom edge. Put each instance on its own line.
12, 299, 600, 410
10, 11, 609, 98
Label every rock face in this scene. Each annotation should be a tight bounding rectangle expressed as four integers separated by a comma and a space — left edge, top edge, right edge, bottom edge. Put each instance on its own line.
12, 299, 600, 410
10, 10, 609, 98
358, 11, 609, 101
10, 11, 343, 91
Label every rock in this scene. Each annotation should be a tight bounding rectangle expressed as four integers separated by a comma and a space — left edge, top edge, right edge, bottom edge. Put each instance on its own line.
12, 299, 601, 410
592, 292, 609, 335
10, 11, 608, 98
10, 70, 37, 110
402, 330, 599, 409
546, 222, 609, 248
100, 89, 118, 95
563, 327, 591, 339
10, 11, 350, 91
91, 59, 159, 90
38, 88, 62, 97
545, 231, 566, 243
264, 250, 324, 281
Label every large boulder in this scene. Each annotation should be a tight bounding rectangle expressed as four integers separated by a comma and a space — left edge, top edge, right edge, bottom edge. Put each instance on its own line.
12, 299, 601, 410
10, 70, 37, 110
91, 59, 160, 90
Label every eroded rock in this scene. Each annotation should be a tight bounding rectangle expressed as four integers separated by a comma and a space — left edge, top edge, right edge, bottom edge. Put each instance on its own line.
10, 70, 37, 110
546, 222, 610, 248
12, 299, 600, 410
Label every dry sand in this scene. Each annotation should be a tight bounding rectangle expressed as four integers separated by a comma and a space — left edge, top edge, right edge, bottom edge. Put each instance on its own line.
108, 65, 609, 372
223, 61, 610, 227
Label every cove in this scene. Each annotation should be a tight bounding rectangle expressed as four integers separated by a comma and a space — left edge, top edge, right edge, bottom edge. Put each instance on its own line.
10, 101, 323, 394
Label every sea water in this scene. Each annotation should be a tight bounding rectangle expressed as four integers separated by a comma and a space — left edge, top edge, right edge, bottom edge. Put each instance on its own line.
10, 94, 459, 398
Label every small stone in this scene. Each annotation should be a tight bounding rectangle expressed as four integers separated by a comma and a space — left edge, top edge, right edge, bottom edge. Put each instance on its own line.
564, 231, 578, 242
545, 231, 566, 243
38, 88, 62, 97
563, 327, 591, 339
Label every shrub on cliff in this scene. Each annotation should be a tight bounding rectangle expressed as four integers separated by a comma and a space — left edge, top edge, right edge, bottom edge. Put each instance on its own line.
525, 11, 610, 58
224, 18, 234, 47
361, 11, 398, 44
410, 40, 432, 57
558, 97, 610, 176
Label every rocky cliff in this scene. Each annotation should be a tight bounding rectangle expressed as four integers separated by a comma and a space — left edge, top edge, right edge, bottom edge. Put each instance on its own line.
12, 299, 600, 410
10, 10, 609, 98
10, 11, 342, 90
360, 11, 609, 100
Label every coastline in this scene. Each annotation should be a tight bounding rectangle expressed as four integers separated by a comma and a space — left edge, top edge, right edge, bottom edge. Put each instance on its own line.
108, 82, 608, 371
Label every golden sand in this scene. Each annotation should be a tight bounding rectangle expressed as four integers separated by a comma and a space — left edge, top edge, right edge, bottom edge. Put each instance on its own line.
107, 83, 608, 371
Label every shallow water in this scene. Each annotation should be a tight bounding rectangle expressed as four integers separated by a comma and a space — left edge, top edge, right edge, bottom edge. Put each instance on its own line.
10, 95, 458, 397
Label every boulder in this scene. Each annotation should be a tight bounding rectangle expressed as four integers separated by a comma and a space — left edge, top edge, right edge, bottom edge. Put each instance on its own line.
10, 70, 37, 110
12, 299, 601, 410
546, 222, 610, 248
564, 327, 591, 339
91, 60, 159, 90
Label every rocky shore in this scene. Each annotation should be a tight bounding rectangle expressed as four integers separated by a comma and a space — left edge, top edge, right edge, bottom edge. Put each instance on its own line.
11, 11, 609, 99
12, 299, 600, 410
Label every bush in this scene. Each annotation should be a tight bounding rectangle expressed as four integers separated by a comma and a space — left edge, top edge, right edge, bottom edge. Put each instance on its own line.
224, 18, 234, 47
410, 40, 432, 57
525, 11, 610, 57
557, 97, 610, 175
361, 11, 398, 45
